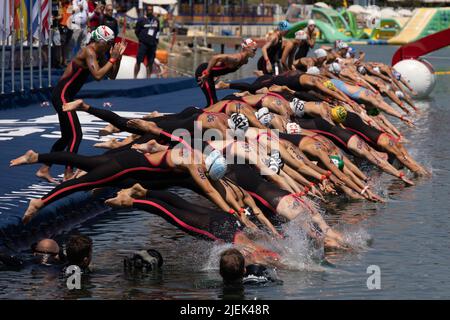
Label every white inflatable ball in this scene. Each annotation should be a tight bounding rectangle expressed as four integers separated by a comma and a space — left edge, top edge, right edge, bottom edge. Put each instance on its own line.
393, 59, 436, 99
116, 55, 147, 79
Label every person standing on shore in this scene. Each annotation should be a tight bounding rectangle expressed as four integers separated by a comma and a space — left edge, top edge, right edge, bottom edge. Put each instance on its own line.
295, 19, 316, 60
134, 5, 160, 78
195, 38, 258, 107
36, 26, 127, 182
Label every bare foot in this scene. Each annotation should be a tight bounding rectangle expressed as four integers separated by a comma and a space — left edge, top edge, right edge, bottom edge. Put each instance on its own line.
22, 198, 44, 224
36, 165, 58, 184
10, 150, 38, 167
131, 140, 167, 153
99, 124, 120, 136
62, 99, 85, 112
105, 184, 147, 207
94, 138, 118, 149
127, 119, 159, 134
63, 168, 75, 181
73, 169, 87, 179
142, 111, 162, 120
215, 81, 229, 90
253, 70, 264, 77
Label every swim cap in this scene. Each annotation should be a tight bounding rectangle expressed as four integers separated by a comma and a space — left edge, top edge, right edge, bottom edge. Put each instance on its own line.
266, 156, 282, 174
345, 47, 355, 58
91, 25, 115, 43
367, 107, 380, 116
290, 98, 305, 117
278, 20, 291, 31
393, 70, 401, 80
330, 106, 347, 123
270, 150, 284, 169
205, 149, 227, 181
306, 66, 320, 75
241, 38, 257, 49
328, 62, 341, 75
323, 80, 336, 90
308, 19, 316, 26
357, 65, 367, 75
330, 155, 344, 170
395, 90, 405, 100
337, 41, 349, 50
255, 107, 273, 126
373, 66, 380, 73
286, 122, 301, 134
295, 30, 307, 40
314, 48, 327, 58
227, 113, 249, 133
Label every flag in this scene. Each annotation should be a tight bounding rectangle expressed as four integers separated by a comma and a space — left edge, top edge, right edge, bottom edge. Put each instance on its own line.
13, 0, 29, 39
0, 0, 14, 40
31, 0, 50, 40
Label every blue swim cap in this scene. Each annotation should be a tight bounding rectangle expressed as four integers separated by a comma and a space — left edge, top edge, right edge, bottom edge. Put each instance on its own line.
278, 20, 291, 31
205, 149, 227, 181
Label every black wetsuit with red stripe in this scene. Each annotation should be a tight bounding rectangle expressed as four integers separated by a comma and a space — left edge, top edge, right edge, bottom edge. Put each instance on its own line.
296, 117, 356, 153
35, 148, 175, 208
225, 164, 289, 220
229, 70, 305, 94
50, 61, 90, 166
132, 190, 244, 243
195, 62, 241, 107
342, 112, 383, 149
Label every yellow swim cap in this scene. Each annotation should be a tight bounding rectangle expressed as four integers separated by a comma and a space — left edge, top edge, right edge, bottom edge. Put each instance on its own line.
331, 106, 347, 123
323, 80, 336, 91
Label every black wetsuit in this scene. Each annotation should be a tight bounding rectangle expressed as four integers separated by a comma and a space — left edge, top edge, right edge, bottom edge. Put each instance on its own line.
36, 149, 175, 208
229, 71, 305, 94
279, 132, 307, 147
257, 32, 283, 75
50, 61, 90, 169
195, 62, 241, 107
342, 112, 383, 147
296, 117, 356, 153
132, 190, 244, 243
295, 41, 310, 60
225, 164, 289, 218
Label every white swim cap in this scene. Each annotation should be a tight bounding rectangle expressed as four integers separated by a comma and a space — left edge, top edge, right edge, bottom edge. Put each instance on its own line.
314, 48, 327, 58
92, 25, 115, 43
286, 122, 302, 134
337, 41, 349, 50
393, 70, 402, 80
357, 65, 367, 75
395, 90, 405, 99
373, 66, 380, 73
255, 107, 273, 126
290, 98, 305, 117
241, 38, 257, 49
228, 113, 249, 133
328, 62, 341, 75
205, 149, 227, 181
306, 66, 320, 75
295, 30, 307, 40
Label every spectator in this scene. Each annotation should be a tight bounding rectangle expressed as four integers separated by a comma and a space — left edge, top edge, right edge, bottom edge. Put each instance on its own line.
220, 249, 246, 286
134, 4, 160, 78
70, 0, 89, 56
88, 0, 105, 31
65, 234, 93, 271
101, 3, 119, 38
58, 0, 73, 66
